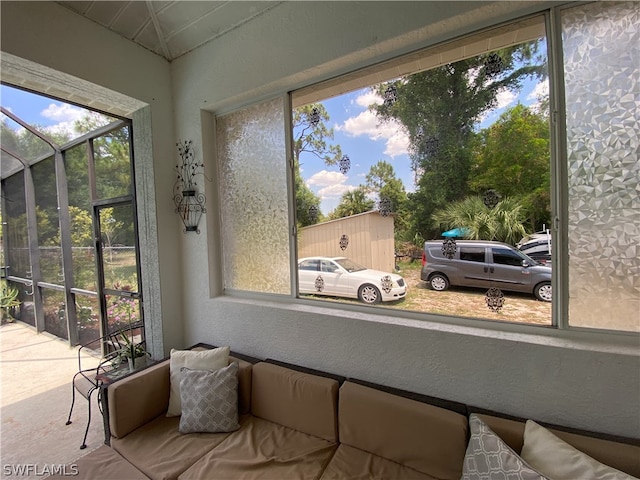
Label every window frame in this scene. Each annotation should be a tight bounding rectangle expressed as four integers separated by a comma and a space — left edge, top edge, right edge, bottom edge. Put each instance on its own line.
216, 6, 638, 340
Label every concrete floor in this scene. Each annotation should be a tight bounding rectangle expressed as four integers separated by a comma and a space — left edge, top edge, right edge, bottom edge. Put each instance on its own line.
0, 322, 105, 480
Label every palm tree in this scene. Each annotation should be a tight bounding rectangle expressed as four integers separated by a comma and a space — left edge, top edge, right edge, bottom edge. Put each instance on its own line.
432, 196, 526, 245
330, 188, 375, 219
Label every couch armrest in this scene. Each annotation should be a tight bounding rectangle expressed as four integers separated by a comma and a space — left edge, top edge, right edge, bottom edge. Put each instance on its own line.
108, 360, 171, 439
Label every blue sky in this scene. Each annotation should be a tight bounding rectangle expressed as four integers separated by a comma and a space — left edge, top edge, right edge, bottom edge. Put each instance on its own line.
297, 78, 548, 215
1, 84, 103, 139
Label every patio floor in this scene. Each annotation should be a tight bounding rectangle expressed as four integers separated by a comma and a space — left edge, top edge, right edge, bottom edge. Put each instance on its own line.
0, 322, 105, 480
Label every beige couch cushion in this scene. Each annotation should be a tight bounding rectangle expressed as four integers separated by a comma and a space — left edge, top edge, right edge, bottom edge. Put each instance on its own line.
108, 360, 171, 439
108, 356, 252, 439
112, 414, 250, 480
45, 445, 148, 480
338, 381, 468, 480
320, 444, 438, 480
250, 362, 339, 442
177, 415, 337, 480
477, 414, 640, 478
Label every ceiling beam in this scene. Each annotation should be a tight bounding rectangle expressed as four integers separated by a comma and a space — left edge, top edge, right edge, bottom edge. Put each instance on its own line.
145, 0, 172, 61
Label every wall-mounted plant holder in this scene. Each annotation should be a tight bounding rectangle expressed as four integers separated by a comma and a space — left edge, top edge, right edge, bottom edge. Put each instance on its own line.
174, 140, 206, 234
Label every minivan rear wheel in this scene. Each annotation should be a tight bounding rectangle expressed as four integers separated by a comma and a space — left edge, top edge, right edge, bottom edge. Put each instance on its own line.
429, 274, 449, 292
534, 282, 552, 302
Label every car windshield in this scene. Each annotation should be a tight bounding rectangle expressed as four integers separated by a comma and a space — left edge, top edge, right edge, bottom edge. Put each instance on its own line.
334, 258, 367, 273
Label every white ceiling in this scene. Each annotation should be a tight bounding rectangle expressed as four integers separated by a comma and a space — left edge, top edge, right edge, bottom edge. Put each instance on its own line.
56, 1, 281, 61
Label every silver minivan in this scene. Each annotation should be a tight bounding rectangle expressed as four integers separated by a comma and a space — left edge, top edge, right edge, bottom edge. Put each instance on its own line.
420, 240, 552, 302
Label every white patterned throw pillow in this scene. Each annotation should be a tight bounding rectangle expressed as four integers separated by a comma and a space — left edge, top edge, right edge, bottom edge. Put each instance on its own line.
178, 362, 240, 434
521, 420, 635, 480
461, 414, 549, 480
166, 346, 230, 417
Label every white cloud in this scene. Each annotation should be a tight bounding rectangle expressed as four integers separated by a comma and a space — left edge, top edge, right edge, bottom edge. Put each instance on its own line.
318, 183, 355, 199
479, 88, 518, 125
355, 90, 383, 108
495, 89, 517, 110
306, 170, 346, 187
527, 81, 549, 114
527, 81, 549, 102
384, 131, 410, 157
39, 103, 86, 138
337, 92, 410, 157
306, 169, 356, 202
41, 103, 85, 123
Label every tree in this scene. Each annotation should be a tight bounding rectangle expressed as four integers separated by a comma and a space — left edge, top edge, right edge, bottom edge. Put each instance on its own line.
329, 187, 375, 219
432, 196, 527, 245
469, 104, 550, 231
373, 41, 546, 239
364, 160, 410, 244
294, 167, 323, 227
293, 104, 343, 225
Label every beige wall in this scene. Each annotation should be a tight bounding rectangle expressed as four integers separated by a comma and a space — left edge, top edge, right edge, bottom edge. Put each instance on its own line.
298, 212, 395, 272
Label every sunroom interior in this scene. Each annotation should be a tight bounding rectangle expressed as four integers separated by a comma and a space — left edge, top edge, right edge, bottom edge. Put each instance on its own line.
1, 0, 638, 447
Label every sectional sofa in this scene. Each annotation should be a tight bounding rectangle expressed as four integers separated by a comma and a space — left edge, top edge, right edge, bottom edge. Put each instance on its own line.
49, 346, 640, 480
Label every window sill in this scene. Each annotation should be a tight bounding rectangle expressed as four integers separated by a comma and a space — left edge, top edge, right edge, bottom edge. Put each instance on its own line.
215, 292, 639, 357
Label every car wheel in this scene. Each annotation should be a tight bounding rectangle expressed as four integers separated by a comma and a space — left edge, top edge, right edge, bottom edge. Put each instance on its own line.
429, 274, 449, 291
358, 284, 381, 304
534, 282, 552, 302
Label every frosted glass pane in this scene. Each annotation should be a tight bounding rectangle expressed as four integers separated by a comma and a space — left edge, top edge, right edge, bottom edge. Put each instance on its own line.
217, 97, 291, 294
563, 2, 640, 331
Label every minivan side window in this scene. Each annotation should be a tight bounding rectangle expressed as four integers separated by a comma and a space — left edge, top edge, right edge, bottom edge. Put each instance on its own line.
460, 248, 485, 263
492, 248, 524, 267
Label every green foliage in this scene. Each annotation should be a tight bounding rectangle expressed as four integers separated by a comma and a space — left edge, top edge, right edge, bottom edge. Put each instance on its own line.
364, 160, 411, 247
293, 104, 343, 166
1, 280, 21, 321
373, 41, 547, 240
116, 332, 148, 360
329, 187, 375, 219
432, 196, 527, 245
295, 166, 323, 227
469, 104, 551, 231
293, 104, 343, 224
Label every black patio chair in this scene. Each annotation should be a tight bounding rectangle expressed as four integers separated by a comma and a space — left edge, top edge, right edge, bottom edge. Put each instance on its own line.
65, 321, 144, 449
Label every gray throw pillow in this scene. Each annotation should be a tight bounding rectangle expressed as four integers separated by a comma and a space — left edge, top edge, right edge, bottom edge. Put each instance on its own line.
461, 414, 549, 480
178, 362, 240, 434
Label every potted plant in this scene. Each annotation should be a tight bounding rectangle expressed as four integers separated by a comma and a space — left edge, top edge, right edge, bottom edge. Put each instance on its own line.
1, 280, 21, 323
116, 333, 150, 371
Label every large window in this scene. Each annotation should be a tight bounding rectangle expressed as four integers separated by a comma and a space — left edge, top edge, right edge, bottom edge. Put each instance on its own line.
1, 87, 144, 348
215, 5, 638, 333
292, 15, 551, 325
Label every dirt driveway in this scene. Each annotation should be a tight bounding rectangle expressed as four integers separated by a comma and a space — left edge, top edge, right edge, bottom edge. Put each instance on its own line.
389, 261, 552, 325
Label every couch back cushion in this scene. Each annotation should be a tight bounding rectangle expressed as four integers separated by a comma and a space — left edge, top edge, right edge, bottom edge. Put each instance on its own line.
338, 381, 468, 480
231, 356, 253, 415
250, 362, 339, 443
108, 355, 252, 439
109, 360, 171, 439
477, 414, 640, 478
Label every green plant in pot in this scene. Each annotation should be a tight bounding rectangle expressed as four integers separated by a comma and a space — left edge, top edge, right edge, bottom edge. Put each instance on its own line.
1, 280, 21, 323
116, 333, 150, 371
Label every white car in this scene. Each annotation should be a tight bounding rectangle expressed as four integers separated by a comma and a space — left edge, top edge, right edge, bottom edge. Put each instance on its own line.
298, 257, 407, 304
